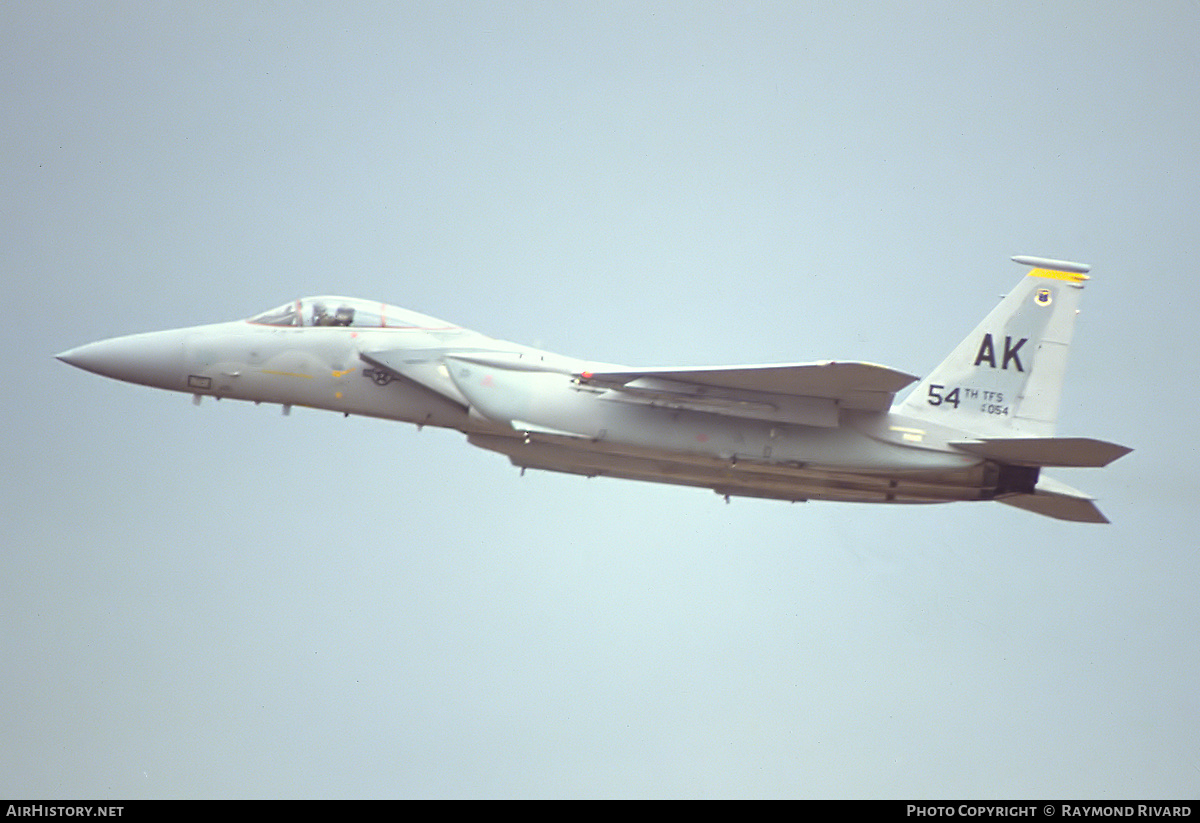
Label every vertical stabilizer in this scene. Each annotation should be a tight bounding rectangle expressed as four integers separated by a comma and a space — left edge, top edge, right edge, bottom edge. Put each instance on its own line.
895, 256, 1091, 437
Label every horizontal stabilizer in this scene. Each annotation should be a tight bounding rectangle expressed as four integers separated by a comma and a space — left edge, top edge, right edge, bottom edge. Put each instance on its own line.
579, 361, 918, 413
951, 437, 1132, 468
998, 475, 1110, 523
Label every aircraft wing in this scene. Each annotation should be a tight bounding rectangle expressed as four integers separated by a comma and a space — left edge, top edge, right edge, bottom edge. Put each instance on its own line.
577, 361, 918, 425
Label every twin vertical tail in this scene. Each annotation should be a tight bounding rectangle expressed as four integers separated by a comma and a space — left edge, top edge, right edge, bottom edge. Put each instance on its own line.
896, 255, 1093, 437
895, 256, 1131, 523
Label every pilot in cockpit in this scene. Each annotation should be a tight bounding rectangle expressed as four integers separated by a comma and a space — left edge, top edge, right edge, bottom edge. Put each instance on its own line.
312, 302, 355, 326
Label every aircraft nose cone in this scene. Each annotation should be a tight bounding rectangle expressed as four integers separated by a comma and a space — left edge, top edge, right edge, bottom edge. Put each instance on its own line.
56, 330, 188, 390
55, 343, 114, 372
54, 346, 87, 369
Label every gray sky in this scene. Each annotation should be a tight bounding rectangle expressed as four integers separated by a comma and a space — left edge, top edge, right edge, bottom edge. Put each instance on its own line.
3, 1, 1198, 799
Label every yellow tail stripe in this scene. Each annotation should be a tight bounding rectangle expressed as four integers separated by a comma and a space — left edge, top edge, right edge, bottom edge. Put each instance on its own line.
1029, 268, 1090, 283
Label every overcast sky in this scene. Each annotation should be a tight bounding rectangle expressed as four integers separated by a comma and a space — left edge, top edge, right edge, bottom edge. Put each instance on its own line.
3, 1, 1198, 799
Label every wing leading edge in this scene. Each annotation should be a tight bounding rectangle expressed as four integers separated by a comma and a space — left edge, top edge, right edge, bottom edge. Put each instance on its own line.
576, 361, 918, 428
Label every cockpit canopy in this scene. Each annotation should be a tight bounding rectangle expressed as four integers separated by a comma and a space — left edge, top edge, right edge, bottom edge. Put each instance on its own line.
248, 296, 454, 330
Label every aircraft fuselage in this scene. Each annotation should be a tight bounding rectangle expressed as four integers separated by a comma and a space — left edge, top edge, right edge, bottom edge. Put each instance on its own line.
57, 260, 1130, 521
57, 316, 988, 507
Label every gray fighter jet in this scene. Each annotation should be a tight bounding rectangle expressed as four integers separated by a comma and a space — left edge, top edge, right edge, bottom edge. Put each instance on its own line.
57, 256, 1130, 522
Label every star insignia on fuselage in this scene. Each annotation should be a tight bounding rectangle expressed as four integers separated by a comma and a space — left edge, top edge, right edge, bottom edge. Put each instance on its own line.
362, 367, 394, 386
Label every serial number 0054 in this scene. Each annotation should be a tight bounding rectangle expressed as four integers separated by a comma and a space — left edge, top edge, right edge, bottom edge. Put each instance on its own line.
926, 384, 1009, 416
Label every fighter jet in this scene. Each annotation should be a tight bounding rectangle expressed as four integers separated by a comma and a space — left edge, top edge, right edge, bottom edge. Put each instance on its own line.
57, 256, 1130, 522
